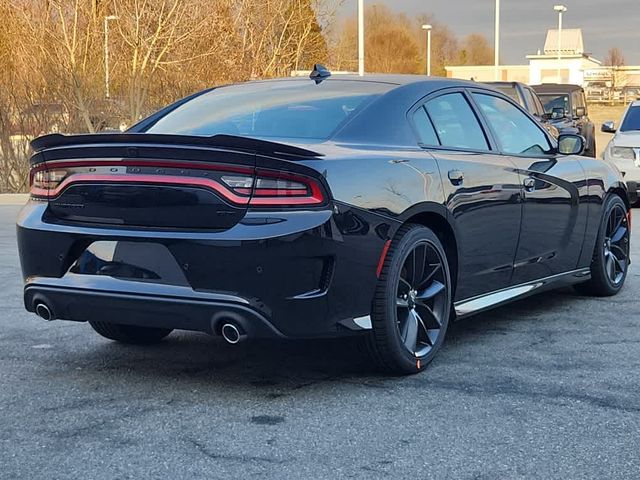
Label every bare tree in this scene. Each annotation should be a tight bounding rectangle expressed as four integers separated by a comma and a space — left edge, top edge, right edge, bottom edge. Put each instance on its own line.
233, 0, 333, 78
604, 47, 627, 101
0, 0, 347, 192
17, 0, 106, 133
604, 47, 625, 67
457, 33, 494, 66
112, 0, 236, 123
332, 5, 421, 74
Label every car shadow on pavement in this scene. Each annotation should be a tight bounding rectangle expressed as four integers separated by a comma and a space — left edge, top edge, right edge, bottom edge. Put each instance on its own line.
53, 287, 583, 395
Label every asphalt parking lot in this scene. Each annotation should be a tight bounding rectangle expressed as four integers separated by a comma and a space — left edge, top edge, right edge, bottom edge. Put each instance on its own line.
1, 204, 640, 479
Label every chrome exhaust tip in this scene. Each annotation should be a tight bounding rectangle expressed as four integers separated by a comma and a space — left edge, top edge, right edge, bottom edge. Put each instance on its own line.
221, 323, 245, 344
35, 302, 53, 321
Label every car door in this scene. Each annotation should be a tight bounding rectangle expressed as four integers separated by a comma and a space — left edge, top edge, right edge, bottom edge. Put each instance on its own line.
470, 91, 589, 285
412, 90, 522, 301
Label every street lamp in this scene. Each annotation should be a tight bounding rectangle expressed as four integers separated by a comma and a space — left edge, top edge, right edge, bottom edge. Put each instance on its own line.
358, 0, 364, 76
494, 0, 500, 80
104, 15, 118, 99
554, 5, 567, 83
421, 24, 432, 76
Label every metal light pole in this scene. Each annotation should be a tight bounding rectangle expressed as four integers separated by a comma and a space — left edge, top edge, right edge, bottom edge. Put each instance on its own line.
554, 5, 567, 83
358, 0, 364, 76
422, 24, 432, 76
494, 0, 500, 80
104, 15, 118, 99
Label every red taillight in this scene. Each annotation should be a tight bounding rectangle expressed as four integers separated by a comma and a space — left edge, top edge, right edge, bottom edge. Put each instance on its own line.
29, 161, 325, 207
221, 169, 324, 205
30, 167, 69, 198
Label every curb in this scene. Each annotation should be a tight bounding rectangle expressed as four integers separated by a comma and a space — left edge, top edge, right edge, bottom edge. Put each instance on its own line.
0, 194, 29, 206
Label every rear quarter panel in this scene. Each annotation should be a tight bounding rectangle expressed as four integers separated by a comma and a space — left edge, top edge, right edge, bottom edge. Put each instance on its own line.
576, 155, 629, 268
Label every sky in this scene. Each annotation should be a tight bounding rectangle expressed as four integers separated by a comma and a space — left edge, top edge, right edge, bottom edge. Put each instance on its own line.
338, 0, 640, 65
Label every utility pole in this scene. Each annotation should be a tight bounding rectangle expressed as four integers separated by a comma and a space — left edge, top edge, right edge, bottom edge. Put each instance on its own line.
554, 5, 567, 83
422, 25, 432, 76
494, 0, 500, 80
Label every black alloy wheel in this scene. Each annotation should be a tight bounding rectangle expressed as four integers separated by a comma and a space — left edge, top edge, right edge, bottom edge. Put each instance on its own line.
575, 195, 630, 296
367, 224, 452, 374
395, 242, 448, 358
603, 202, 629, 286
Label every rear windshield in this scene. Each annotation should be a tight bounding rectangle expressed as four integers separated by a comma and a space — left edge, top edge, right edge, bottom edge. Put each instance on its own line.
145, 80, 391, 140
538, 94, 570, 115
621, 106, 640, 132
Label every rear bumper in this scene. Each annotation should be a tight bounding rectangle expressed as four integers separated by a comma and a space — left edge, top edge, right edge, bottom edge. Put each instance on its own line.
18, 201, 393, 338
25, 276, 283, 338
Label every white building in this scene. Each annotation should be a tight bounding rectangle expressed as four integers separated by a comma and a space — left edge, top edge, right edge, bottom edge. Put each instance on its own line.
526, 29, 601, 85
445, 29, 637, 91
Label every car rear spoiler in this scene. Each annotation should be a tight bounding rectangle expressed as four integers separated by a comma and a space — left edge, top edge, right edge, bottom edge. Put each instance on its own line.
30, 133, 323, 159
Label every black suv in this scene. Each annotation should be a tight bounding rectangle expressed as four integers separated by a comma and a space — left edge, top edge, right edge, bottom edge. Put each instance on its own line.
484, 81, 559, 139
532, 84, 596, 157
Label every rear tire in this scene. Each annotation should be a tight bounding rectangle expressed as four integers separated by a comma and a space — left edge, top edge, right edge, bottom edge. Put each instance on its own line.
574, 195, 630, 296
89, 321, 173, 345
365, 224, 452, 375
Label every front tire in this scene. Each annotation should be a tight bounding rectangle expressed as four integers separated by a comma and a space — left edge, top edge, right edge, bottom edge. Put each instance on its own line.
89, 321, 173, 345
366, 224, 452, 375
586, 138, 597, 158
575, 195, 630, 296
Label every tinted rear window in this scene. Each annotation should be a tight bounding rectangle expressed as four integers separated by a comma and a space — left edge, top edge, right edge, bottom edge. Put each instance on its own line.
621, 106, 640, 132
145, 80, 392, 140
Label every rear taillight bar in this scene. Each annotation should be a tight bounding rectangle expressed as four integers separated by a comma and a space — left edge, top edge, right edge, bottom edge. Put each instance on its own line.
29, 160, 325, 207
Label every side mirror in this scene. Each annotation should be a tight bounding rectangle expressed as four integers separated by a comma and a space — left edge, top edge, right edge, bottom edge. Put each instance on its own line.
575, 107, 586, 118
557, 134, 585, 155
551, 107, 566, 120
601, 121, 617, 133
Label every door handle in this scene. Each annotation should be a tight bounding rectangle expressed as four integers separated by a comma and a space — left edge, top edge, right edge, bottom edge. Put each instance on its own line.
448, 169, 464, 186
523, 177, 536, 192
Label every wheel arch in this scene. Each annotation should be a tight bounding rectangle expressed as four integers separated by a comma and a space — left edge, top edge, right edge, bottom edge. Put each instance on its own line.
396, 203, 459, 295
608, 183, 630, 209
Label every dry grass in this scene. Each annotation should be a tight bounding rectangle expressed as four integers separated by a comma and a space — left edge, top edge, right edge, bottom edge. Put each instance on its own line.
590, 104, 628, 157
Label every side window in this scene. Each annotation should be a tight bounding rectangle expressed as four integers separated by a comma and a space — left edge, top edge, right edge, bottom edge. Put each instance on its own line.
473, 93, 552, 156
425, 93, 489, 150
412, 106, 439, 145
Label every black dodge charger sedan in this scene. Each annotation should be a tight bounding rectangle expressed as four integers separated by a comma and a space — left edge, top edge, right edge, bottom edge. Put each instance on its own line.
18, 70, 632, 374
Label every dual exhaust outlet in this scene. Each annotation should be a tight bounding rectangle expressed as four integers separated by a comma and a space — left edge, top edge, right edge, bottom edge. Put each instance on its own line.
220, 322, 247, 345
34, 302, 54, 321
33, 300, 247, 345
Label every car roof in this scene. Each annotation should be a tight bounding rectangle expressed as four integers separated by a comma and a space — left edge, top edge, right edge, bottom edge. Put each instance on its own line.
531, 83, 583, 93
242, 74, 480, 89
